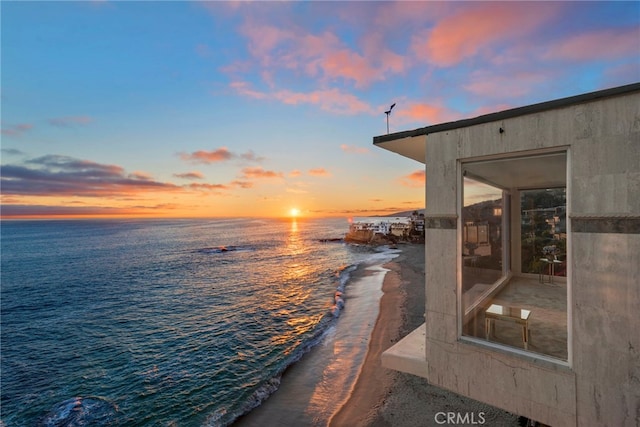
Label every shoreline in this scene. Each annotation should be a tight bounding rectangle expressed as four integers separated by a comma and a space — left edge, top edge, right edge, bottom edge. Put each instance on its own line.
328, 259, 405, 425
332, 244, 521, 427
234, 244, 520, 426
233, 249, 394, 427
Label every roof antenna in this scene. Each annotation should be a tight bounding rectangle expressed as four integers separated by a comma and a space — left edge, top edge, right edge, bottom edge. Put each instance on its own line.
385, 103, 396, 134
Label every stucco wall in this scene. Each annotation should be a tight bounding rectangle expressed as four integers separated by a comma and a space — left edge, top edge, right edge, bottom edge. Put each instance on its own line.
423, 90, 639, 426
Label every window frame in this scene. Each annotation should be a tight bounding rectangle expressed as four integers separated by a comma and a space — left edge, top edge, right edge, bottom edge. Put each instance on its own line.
456, 148, 572, 366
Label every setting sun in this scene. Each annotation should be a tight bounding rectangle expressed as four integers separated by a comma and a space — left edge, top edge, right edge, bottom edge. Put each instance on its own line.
289, 208, 301, 218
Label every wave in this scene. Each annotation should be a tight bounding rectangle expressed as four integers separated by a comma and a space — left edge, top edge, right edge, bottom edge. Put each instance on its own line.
212, 246, 405, 427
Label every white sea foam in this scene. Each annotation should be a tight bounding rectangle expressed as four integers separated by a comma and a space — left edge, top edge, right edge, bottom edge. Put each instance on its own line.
232, 246, 400, 426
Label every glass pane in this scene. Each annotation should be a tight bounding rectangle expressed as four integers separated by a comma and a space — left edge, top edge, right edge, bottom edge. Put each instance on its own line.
521, 189, 567, 276
461, 178, 504, 317
461, 153, 568, 361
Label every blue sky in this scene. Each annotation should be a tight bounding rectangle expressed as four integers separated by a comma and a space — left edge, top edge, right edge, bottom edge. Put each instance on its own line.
2, 1, 639, 218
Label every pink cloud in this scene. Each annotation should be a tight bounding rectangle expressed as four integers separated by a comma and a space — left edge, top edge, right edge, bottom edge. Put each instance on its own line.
544, 27, 640, 61
231, 81, 373, 115
274, 88, 373, 115
413, 2, 560, 66
396, 102, 461, 125
238, 18, 407, 88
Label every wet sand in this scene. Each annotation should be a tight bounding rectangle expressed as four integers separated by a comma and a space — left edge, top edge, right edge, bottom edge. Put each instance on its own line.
330, 244, 520, 427
234, 244, 520, 426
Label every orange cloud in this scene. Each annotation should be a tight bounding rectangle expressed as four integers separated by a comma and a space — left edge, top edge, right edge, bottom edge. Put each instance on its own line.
308, 168, 331, 177
289, 169, 302, 177
340, 144, 370, 155
413, 2, 560, 66
398, 169, 426, 188
179, 147, 264, 164
241, 167, 283, 179
180, 147, 233, 164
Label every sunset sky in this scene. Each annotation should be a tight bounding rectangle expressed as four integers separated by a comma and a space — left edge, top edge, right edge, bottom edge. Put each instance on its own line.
2, 1, 639, 219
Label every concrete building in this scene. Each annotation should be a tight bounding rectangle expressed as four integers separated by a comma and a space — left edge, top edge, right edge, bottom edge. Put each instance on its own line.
376, 83, 640, 426
347, 216, 412, 236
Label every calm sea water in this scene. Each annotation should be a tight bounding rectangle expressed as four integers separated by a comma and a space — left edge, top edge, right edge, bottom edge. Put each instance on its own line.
0, 218, 393, 427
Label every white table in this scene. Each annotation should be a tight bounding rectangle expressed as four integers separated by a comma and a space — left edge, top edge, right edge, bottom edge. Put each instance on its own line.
485, 304, 531, 350
539, 257, 563, 283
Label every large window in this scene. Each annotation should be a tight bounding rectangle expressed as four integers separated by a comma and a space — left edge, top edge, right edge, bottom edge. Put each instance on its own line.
460, 152, 568, 361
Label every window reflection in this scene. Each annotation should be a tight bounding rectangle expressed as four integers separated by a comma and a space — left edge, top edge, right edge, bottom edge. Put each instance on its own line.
460, 153, 568, 361
461, 177, 504, 313
521, 189, 567, 278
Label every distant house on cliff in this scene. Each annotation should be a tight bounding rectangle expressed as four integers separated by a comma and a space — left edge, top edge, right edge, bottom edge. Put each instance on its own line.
346, 216, 413, 243
374, 83, 640, 426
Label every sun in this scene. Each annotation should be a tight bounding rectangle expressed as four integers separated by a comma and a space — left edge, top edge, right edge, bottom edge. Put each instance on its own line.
289, 208, 301, 218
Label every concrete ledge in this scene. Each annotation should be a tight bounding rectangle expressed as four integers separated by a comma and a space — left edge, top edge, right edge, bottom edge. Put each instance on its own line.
381, 323, 428, 378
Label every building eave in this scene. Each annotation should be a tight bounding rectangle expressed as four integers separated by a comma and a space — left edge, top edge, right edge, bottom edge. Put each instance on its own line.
373, 82, 640, 164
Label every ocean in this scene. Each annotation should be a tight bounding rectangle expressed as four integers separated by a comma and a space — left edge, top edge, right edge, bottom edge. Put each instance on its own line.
0, 218, 398, 426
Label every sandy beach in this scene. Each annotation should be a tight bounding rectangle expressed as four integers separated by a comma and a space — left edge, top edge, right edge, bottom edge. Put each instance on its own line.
235, 244, 520, 426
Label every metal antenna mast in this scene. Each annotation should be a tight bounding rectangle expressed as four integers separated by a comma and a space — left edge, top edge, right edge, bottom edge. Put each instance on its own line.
385, 103, 396, 134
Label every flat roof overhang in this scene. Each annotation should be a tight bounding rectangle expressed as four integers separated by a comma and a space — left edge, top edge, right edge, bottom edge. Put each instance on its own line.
374, 134, 426, 164
373, 82, 640, 163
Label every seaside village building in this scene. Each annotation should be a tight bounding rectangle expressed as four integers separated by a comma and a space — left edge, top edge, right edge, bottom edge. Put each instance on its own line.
375, 83, 639, 426
346, 216, 416, 242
